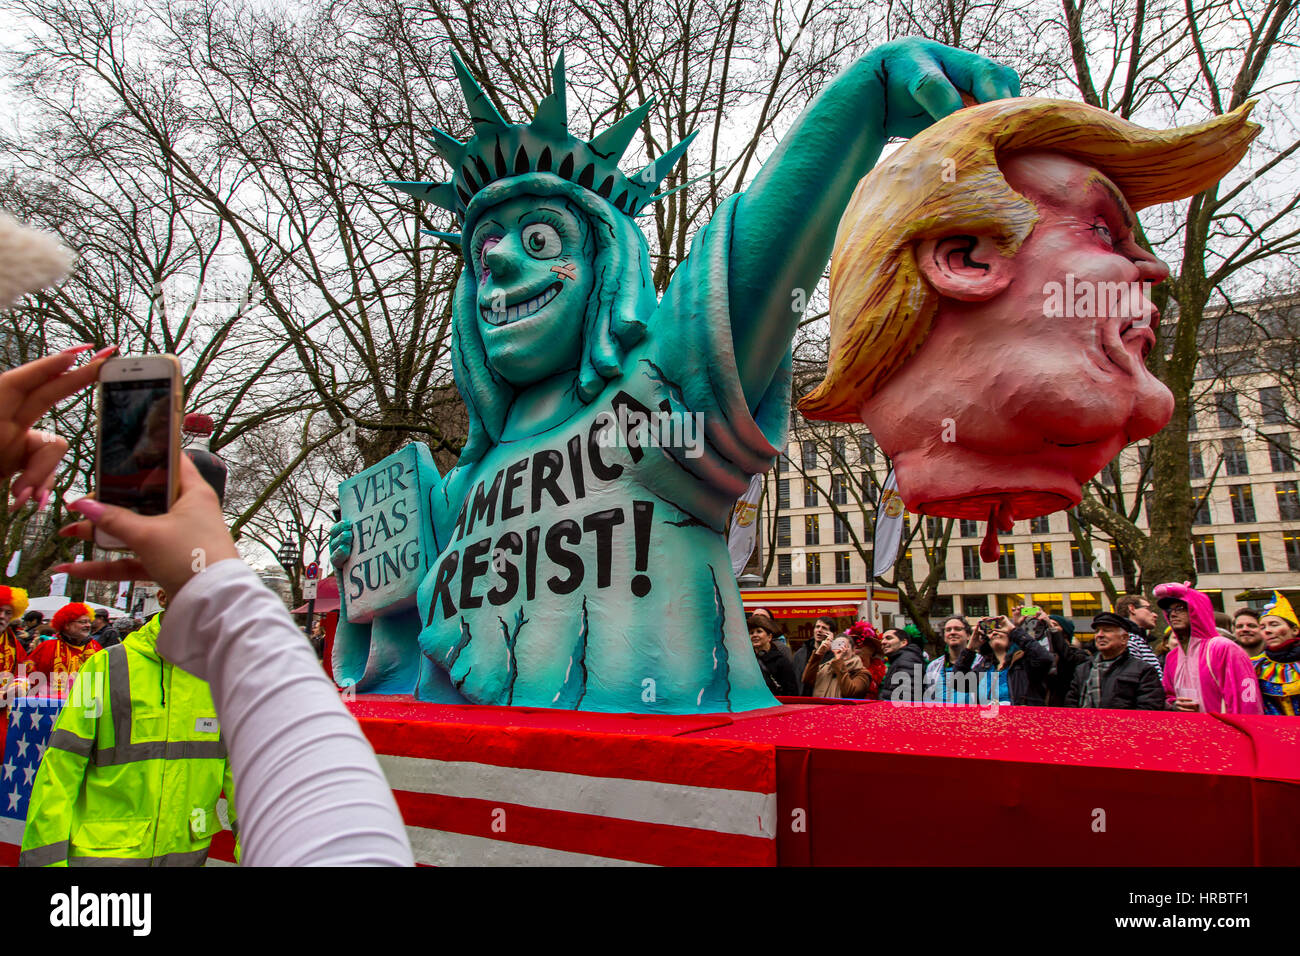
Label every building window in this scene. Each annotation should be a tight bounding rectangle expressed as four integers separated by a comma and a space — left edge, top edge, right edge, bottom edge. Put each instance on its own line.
1098, 464, 1116, 488
778, 447, 789, 474
1216, 391, 1241, 428
776, 516, 791, 547
1030, 515, 1050, 534
960, 519, 978, 538
1285, 533, 1300, 572
1193, 494, 1212, 525
1070, 592, 1101, 618
1188, 407, 1198, 432
925, 516, 944, 539
1260, 386, 1286, 425
1222, 437, 1249, 476
1108, 542, 1121, 576
1230, 485, 1256, 523
930, 594, 955, 617
1070, 542, 1091, 577
803, 481, 818, 508
831, 436, 847, 463
778, 553, 791, 585
1032, 542, 1054, 578
833, 514, 849, 544
1193, 535, 1219, 574
777, 479, 790, 509
858, 436, 876, 464
1138, 444, 1151, 472
1237, 533, 1264, 573
835, 552, 851, 584
963, 594, 989, 618
806, 552, 821, 584
1277, 482, 1300, 521
1189, 443, 1205, 479
1271, 434, 1294, 473
801, 440, 817, 470
831, 473, 848, 505
1032, 593, 1064, 615
998, 545, 1016, 580
962, 546, 981, 580
804, 514, 820, 546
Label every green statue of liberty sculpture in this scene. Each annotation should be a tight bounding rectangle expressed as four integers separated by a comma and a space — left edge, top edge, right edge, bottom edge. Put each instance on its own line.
328, 39, 1019, 712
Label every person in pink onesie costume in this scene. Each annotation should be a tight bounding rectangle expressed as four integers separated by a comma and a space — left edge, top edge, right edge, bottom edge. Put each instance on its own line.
1154, 581, 1262, 715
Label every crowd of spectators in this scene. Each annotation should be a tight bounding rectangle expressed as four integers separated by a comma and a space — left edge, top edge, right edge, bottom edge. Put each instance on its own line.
749, 583, 1300, 715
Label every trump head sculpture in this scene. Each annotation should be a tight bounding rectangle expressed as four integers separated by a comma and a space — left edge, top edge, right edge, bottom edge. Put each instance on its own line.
798, 98, 1258, 545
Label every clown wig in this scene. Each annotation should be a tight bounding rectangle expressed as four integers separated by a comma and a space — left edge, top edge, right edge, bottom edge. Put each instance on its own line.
51, 602, 93, 633
0, 586, 28, 617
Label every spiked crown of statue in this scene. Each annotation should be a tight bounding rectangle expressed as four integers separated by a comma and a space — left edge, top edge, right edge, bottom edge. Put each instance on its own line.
388, 53, 697, 244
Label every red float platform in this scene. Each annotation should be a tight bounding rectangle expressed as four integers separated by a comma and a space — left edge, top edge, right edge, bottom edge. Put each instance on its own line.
268, 696, 1298, 866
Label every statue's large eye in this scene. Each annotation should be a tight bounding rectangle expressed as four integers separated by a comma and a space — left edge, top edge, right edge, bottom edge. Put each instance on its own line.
521, 223, 561, 259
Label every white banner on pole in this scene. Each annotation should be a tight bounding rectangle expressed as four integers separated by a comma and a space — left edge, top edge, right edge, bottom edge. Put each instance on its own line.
48, 553, 84, 598
115, 581, 131, 610
727, 474, 765, 576
872, 469, 906, 579
5, 550, 19, 577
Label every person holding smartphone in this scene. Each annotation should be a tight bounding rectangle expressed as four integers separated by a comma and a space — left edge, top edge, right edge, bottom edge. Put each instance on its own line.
956, 614, 1053, 706
802, 630, 876, 700
0, 345, 412, 866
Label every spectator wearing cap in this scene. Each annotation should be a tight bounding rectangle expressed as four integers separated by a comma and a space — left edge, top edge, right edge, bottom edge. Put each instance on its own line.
1156, 582, 1261, 714
1021, 611, 1090, 707
749, 607, 790, 654
89, 607, 122, 649
846, 621, 887, 697
749, 614, 798, 697
1114, 594, 1165, 680
0, 586, 30, 679
1066, 613, 1165, 710
27, 602, 104, 695
1254, 592, 1300, 716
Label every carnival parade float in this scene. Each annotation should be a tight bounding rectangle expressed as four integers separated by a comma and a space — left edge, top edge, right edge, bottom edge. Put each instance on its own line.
206, 41, 1300, 864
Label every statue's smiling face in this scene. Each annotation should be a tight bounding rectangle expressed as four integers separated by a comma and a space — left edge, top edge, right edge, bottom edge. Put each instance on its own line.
470, 196, 594, 386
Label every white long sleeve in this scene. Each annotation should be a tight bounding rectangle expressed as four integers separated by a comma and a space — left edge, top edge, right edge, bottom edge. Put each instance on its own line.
159, 558, 414, 866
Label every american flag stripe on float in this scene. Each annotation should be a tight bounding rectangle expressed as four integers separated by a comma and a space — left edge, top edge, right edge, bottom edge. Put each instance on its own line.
361, 720, 778, 867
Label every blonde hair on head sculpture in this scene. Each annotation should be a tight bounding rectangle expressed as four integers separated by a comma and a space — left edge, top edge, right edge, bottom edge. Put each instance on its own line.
799, 97, 1260, 422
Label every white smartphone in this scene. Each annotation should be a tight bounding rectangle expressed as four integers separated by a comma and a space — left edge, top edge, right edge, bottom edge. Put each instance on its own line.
94, 355, 184, 550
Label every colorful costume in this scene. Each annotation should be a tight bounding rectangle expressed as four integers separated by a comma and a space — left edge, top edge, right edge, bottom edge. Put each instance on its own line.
0, 586, 29, 678
1254, 591, 1300, 716
27, 603, 101, 694
1155, 583, 1262, 715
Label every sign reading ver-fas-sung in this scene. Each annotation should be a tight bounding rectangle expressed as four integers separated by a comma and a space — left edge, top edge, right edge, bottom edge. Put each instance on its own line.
337, 443, 439, 623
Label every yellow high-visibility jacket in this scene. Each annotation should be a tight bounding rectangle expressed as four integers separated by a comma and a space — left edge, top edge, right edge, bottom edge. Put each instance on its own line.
20, 613, 237, 866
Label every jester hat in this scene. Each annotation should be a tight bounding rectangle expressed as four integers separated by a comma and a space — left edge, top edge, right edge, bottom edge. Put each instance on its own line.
1263, 591, 1299, 629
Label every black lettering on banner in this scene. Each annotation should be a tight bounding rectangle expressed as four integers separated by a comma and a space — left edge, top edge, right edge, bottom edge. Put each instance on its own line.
464, 471, 504, 539
487, 532, 523, 606
427, 550, 461, 623
611, 390, 656, 464
567, 434, 586, 499
500, 457, 528, 519
525, 525, 541, 601
587, 415, 623, 481
545, 520, 584, 594
582, 509, 625, 589
531, 449, 569, 513
459, 537, 493, 610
